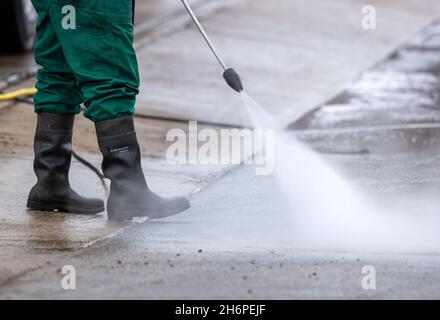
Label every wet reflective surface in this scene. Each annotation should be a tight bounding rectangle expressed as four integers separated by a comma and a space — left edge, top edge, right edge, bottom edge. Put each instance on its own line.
2, 0, 440, 299
291, 21, 440, 154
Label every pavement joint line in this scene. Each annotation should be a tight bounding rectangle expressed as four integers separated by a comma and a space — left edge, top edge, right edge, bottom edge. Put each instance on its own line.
0, 219, 133, 290
134, 0, 234, 36
292, 122, 440, 135
204, 25, 310, 46
0, 265, 54, 290
134, 0, 238, 50
133, 113, 248, 129
188, 164, 241, 196
0, 219, 149, 291
78, 222, 134, 249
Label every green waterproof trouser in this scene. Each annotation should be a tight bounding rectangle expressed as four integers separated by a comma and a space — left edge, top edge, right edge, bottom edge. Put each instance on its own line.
31, 0, 140, 122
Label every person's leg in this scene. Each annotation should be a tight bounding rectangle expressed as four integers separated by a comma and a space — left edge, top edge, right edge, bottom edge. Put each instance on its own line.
48, 0, 140, 122
32, 0, 82, 114
95, 116, 191, 220
27, 114, 105, 214
47, 0, 190, 220
27, 0, 104, 214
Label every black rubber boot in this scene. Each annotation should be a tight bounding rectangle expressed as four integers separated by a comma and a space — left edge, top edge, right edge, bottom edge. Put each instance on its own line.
95, 116, 191, 221
27, 113, 105, 214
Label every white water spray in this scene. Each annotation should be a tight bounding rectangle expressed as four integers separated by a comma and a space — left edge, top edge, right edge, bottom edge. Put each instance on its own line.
178, 0, 440, 252
240, 91, 440, 253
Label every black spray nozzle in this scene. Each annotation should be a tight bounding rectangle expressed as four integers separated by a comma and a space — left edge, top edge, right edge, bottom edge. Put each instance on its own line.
223, 68, 243, 93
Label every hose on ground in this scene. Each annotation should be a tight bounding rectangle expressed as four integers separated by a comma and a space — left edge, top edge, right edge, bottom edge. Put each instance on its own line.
72, 150, 109, 194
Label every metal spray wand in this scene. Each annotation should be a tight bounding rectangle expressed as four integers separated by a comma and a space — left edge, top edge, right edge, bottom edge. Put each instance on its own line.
181, 0, 244, 92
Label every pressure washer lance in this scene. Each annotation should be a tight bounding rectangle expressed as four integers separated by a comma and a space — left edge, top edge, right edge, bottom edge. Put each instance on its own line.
181, 0, 243, 92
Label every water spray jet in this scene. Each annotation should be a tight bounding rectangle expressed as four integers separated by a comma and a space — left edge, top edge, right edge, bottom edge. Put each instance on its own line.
183, 1, 440, 253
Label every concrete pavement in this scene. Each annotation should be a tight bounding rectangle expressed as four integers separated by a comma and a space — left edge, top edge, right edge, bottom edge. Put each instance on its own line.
1, 0, 440, 299
291, 20, 440, 156
3, 163, 440, 299
0, 0, 239, 288
135, 0, 440, 127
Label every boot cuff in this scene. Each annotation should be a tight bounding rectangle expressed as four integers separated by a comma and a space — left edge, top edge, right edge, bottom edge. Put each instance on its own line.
37, 113, 75, 131
95, 116, 135, 138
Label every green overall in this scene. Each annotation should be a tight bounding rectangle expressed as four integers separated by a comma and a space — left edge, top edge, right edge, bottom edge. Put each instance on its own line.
31, 0, 139, 122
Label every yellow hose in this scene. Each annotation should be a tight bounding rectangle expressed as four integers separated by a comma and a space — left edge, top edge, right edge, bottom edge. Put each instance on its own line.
0, 87, 37, 101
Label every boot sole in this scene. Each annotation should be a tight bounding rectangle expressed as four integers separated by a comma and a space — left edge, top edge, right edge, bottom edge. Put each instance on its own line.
27, 199, 105, 215
108, 202, 191, 221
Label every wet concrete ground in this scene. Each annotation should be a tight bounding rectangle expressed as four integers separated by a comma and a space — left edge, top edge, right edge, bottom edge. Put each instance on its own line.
0, 108, 236, 287
292, 20, 440, 131
135, 0, 440, 128
291, 20, 440, 155
3, 162, 440, 299
2, 0, 440, 299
